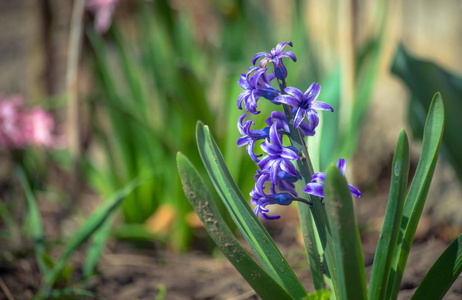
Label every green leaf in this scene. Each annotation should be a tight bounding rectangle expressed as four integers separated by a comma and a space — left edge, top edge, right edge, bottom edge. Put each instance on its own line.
177, 152, 293, 300
48, 288, 100, 299
387, 93, 445, 299
16, 166, 48, 276
302, 289, 332, 300
411, 233, 462, 300
40, 177, 142, 295
82, 213, 116, 278
392, 45, 462, 183
324, 165, 367, 300
195, 122, 307, 299
0, 200, 21, 247
368, 130, 409, 300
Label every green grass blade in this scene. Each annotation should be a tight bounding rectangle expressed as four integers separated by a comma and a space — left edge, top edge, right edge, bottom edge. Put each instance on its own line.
48, 288, 100, 299
387, 93, 444, 299
196, 122, 307, 299
82, 213, 116, 278
411, 233, 462, 300
368, 130, 409, 300
177, 152, 293, 300
16, 166, 48, 276
324, 165, 367, 300
0, 200, 21, 247
41, 177, 142, 295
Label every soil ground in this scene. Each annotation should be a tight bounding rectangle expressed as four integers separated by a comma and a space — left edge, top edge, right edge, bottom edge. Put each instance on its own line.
1, 194, 462, 300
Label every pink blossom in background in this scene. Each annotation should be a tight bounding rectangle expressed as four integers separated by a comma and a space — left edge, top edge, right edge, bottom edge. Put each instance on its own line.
0, 95, 57, 149
23, 109, 55, 148
86, 0, 120, 34
0, 95, 26, 148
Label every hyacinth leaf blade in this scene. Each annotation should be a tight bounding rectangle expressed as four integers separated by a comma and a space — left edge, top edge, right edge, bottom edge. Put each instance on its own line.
16, 166, 48, 276
387, 92, 444, 299
323, 165, 367, 300
177, 152, 294, 300
40, 176, 142, 296
196, 121, 307, 299
368, 129, 409, 300
301, 289, 331, 300
411, 232, 462, 299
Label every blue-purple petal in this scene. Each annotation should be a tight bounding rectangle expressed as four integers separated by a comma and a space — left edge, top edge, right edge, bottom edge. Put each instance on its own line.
336, 158, 346, 176
304, 182, 325, 198
293, 107, 306, 129
273, 94, 299, 107
311, 101, 334, 112
284, 87, 304, 100
252, 52, 270, 65
348, 184, 362, 198
306, 109, 319, 131
312, 172, 326, 183
304, 82, 321, 101
280, 51, 297, 62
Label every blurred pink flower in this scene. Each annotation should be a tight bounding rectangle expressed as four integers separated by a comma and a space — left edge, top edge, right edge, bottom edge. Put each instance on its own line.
0, 95, 26, 148
0, 94, 57, 149
23, 109, 55, 148
86, 0, 120, 34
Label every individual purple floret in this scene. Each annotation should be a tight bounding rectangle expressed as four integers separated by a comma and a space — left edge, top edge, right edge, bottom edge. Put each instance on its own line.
304, 158, 362, 198
257, 123, 299, 185
237, 114, 270, 162
267, 111, 315, 137
254, 169, 300, 196
237, 67, 280, 114
250, 173, 295, 220
252, 42, 297, 80
273, 83, 334, 130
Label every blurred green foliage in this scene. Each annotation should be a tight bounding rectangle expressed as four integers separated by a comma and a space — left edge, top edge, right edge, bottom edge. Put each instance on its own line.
392, 45, 462, 183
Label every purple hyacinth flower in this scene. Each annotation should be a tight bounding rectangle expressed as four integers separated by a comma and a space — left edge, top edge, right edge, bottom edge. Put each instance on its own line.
304, 158, 362, 198
254, 169, 300, 196
237, 114, 270, 162
258, 123, 299, 185
237, 67, 280, 114
267, 111, 315, 138
273, 83, 334, 130
250, 173, 295, 220
252, 42, 297, 80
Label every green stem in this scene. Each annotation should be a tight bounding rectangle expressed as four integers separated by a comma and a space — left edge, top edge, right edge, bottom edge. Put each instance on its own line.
277, 78, 330, 292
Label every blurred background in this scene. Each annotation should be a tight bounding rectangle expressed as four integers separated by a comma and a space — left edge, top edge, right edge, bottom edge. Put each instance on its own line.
0, 0, 461, 299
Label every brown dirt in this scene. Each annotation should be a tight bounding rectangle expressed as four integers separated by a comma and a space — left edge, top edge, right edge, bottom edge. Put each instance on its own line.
2, 201, 462, 300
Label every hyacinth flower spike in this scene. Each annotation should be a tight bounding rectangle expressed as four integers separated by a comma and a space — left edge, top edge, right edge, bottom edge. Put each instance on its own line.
304, 158, 362, 198
273, 82, 334, 130
258, 123, 300, 185
252, 42, 297, 80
